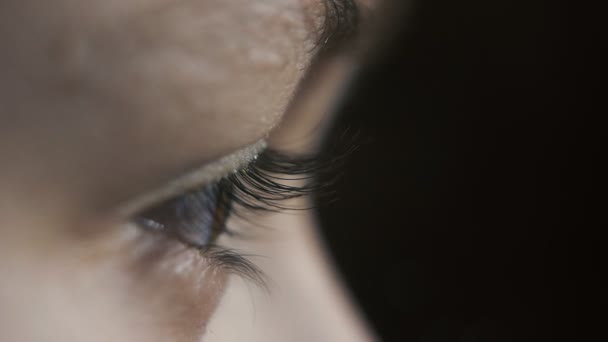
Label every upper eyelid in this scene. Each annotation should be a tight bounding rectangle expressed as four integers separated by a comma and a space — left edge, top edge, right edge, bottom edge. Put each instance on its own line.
117, 140, 267, 218
115, 3, 357, 218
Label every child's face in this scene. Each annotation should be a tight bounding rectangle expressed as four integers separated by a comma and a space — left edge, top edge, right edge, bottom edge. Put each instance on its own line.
0, 1, 378, 341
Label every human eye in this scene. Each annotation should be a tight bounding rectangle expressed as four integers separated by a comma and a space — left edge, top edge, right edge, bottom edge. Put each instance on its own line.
117, 0, 364, 285
127, 142, 330, 286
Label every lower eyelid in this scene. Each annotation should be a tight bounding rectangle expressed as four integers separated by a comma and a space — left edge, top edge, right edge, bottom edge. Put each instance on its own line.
112, 220, 266, 287
110, 228, 229, 340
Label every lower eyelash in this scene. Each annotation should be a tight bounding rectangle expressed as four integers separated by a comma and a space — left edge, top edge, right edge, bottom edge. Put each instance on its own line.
203, 246, 268, 289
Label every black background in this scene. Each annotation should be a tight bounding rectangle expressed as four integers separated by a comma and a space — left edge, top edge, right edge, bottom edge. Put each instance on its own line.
317, 1, 595, 341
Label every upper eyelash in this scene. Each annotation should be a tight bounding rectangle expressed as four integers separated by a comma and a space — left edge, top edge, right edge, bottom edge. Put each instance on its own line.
315, 0, 360, 54
213, 144, 356, 280
136, 147, 347, 287
204, 149, 344, 284
220, 142, 357, 214
224, 149, 326, 213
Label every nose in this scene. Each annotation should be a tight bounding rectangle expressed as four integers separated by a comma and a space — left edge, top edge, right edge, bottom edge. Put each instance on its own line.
205, 212, 377, 342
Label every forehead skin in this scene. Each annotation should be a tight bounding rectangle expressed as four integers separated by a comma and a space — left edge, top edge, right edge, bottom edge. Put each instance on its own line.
0, 0, 321, 216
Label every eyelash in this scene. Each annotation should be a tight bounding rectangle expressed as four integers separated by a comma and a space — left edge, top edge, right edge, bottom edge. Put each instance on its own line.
134, 149, 332, 285
315, 0, 360, 54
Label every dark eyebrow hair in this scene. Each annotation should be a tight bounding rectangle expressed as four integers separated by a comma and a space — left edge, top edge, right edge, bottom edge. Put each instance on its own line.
315, 0, 360, 54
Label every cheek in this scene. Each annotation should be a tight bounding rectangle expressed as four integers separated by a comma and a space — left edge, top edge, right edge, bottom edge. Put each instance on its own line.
120, 233, 229, 341
0, 222, 227, 342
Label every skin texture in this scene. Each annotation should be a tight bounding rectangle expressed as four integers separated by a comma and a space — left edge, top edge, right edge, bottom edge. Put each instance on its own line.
0, 0, 318, 213
0, 0, 376, 341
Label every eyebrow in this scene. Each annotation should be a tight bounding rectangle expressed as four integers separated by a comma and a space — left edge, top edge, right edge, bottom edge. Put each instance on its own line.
118, 140, 267, 216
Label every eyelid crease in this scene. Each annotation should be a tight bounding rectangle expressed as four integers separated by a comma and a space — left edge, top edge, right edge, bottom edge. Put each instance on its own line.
118, 140, 267, 218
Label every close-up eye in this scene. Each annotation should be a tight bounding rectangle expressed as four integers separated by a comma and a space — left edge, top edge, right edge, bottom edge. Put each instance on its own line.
2, 0, 383, 340
135, 179, 234, 249
128, 145, 327, 287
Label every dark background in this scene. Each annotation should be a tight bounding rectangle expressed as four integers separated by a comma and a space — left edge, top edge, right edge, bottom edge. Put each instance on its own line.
317, 1, 596, 341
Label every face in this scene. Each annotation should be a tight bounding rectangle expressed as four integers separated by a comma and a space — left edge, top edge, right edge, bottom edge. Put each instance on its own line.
0, 1, 378, 341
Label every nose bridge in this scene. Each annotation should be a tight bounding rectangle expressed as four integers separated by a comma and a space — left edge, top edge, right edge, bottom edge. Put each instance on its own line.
205, 212, 377, 342
272, 221, 376, 342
